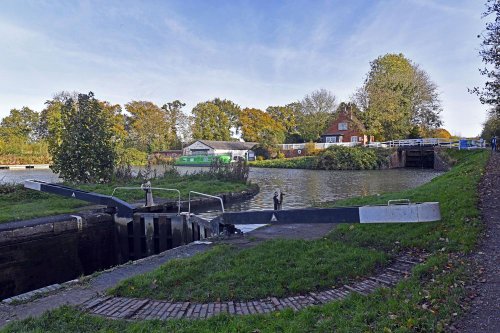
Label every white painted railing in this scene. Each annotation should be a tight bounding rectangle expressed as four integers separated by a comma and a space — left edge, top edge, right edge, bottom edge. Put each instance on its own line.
278, 138, 473, 150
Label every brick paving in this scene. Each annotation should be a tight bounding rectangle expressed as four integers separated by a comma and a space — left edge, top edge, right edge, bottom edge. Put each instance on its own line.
80, 252, 426, 321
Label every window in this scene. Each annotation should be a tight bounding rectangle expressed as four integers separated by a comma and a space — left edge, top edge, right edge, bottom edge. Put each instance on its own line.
351, 136, 358, 142
326, 136, 337, 143
338, 123, 348, 130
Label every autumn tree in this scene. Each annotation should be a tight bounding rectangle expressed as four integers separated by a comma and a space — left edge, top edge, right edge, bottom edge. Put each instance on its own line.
51, 92, 116, 183
297, 89, 338, 142
191, 102, 231, 141
125, 101, 174, 153
354, 53, 442, 140
471, 0, 500, 117
240, 108, 285, 147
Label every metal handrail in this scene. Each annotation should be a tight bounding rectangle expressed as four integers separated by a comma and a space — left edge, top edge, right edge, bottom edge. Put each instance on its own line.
188, 191, 224, 215
111, 186, 182, 215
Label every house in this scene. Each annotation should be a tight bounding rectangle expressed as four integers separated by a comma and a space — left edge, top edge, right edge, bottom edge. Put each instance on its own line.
182, 140, 258, 161
320, 107, 374, 144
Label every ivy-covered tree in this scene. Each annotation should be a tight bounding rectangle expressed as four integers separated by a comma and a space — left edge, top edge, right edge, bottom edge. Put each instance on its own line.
191, 102, 231, 141
471, 0, 500, 116
51, 92, 116, 183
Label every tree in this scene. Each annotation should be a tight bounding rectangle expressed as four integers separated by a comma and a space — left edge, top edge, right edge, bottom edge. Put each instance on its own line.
125, 101, 173, 153
266, 105, 299, 143
354, 53, 442, 140
161, 100, 188, 149
240, 108, 285, 146
471, 0, 500, 116
210, 98, 241, 136
0, 107, 40, 142
481, 111, 500, 139
297, 89, 338, 142
191, 102, 231, 141
51, 92, 116, 183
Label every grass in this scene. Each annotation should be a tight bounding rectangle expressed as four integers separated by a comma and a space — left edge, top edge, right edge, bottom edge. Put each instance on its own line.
109, 240, 388, 302
0, 173, 250, 224
0, 149, 489, 332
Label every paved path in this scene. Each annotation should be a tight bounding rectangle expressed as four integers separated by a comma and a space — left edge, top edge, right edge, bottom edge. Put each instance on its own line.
80, 253, 425, 321
453, 152, 500, 332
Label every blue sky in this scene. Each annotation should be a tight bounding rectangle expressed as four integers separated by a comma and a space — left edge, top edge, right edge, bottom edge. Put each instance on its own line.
0, 0, 489, 136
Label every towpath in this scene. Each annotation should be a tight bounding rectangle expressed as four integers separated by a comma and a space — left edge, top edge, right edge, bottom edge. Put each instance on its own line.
452, 152, 500, 332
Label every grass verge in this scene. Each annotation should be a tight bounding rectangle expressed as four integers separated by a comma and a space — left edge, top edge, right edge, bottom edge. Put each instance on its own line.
109, 240, 388, 302
0, 150, 489, 332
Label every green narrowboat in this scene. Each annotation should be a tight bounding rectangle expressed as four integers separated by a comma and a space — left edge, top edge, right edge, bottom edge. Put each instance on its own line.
174, 154, 232, 166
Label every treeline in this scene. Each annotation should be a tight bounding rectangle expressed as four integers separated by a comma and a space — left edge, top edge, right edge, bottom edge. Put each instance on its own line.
1, 53, 446, 167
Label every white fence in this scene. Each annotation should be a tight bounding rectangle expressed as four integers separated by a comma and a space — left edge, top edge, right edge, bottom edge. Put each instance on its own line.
278, 138, 484, 150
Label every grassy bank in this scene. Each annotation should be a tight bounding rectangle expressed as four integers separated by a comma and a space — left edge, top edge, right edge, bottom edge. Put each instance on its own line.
1, 150, 489, 332
250, 146, 395, 170
109, 240, 388, 302
0, 173, 250, 224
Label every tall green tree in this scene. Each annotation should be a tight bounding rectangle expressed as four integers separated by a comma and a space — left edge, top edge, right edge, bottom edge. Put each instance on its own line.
471, 0, 500, 116
51, 92, 116, 183
266, 104, 299, 143
161, 100, 188, 149
354, 53, 442, 140
240, 108, 285, 147
297, 89, 338, 142
0, 107, 40, 142
191, 102, 231, 141
210, 98, 241, 136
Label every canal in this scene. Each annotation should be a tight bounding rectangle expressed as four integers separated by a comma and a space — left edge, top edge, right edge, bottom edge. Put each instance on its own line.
0, 166, 441, 211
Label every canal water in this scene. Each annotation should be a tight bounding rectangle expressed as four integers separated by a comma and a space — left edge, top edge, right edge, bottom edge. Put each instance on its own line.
0, 166, 441, 213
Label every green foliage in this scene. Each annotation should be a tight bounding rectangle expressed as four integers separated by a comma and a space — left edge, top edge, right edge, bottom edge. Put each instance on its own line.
50, 92, 116, 183
480, 112, 500, 139
250, 147, 393, 170
210, 98, 241, 135
471, 0, 500, 116
355, 53, 442, 140
191, 102, 231, 141
116, 147, 148, 166
109, 240, 387, 302
266, 105, 300, 143
161, 100, 189, 149
316, 146, 391, 170
250, 156, 318, 169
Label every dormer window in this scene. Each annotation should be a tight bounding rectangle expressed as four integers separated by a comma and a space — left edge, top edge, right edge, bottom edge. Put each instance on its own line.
338, 122, 348, 130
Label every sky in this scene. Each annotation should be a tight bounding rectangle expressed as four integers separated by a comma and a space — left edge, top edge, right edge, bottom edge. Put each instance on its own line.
0, 0, 491, 137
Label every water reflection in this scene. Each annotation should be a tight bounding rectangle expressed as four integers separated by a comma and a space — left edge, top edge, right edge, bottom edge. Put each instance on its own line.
1, 166, 441, 212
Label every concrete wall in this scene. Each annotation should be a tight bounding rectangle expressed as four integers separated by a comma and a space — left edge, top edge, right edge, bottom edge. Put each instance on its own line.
0, 213, 116, 300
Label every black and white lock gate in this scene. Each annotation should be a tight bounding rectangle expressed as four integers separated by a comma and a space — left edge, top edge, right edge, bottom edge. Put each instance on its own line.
24, 180, 213, 263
